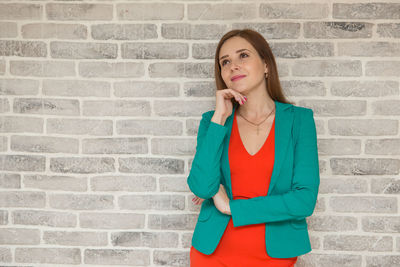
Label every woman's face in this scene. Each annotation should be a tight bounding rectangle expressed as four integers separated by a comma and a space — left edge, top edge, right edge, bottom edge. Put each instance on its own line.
218, 36, 268, 93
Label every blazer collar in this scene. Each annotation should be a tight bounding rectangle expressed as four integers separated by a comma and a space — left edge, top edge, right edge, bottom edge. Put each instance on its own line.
221, 99, 294, 198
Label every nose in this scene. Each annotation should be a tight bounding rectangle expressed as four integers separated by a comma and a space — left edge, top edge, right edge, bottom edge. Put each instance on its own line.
230, 59, 241, 70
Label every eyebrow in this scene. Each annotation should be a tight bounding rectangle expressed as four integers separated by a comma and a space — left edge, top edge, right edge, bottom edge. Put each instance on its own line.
219, 49, 251, 61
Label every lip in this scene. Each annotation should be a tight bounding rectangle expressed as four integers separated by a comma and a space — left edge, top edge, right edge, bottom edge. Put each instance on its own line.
231, 75, 246, 81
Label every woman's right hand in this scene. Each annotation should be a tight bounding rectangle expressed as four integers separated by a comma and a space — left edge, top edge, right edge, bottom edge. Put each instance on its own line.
214, 88, 247, 120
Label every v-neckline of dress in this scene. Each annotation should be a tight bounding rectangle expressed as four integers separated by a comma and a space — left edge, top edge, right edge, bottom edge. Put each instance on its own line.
234, 108, 275, 157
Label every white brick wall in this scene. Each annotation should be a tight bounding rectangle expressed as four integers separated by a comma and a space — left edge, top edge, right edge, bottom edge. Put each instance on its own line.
0, 0, 399, 266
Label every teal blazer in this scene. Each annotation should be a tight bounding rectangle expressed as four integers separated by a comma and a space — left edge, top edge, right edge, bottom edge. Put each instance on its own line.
187, 99, 320, 258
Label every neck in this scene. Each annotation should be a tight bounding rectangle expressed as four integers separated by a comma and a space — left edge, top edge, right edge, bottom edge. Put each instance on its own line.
237, 90, 275, 119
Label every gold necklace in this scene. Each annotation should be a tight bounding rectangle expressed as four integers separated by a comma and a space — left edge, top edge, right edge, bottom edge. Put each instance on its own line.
237, 107, 275, 135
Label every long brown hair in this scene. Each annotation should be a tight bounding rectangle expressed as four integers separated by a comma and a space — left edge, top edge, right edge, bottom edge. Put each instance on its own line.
214, 29, 295, 107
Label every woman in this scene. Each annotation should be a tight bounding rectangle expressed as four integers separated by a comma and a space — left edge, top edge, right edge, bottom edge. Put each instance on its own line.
187, 29, 320, 266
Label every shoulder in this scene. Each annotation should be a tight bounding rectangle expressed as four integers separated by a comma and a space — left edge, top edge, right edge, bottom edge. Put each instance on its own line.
292, 104, 314, 120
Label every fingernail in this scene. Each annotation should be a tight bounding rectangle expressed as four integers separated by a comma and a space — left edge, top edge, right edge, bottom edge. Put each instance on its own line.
244, 96, 247, 100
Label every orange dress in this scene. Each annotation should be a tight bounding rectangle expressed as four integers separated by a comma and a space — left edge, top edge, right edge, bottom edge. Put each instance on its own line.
190, 109, 298, 267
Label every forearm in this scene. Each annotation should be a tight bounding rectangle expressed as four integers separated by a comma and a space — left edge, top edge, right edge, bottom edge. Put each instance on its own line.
187, 113, 228, 199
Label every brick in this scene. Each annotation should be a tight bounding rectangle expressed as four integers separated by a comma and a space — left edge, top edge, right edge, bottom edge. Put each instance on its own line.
83, 100, 150, 116
183, 81, 216, 97
116, 119, 182, 136
14, 98, 80, 116
22, 23, 87, 39
333, 3, 400, 19
366, 61, 400, 76
49, 194, 113, 210
0, 22, 17, 38
0, 210, 8, 224
154, 251, 189, 266
304, 22, 373, 38
372, 100, 400, 115
79, 62, 144, 78
377, 23, 400, 38
117, 3, 183, 20
0, 98, 10, 113
153, 100, 214, 116
121, 42, 188, 59
82, 138, 147, 154
366, 255, 400, 267
91, 176, 156, 192
324, 235, 392, 251
328, 119, 398, 136
119, 195, 185, 210
80, 212, 145, 229
0, 136, 8, 151
10, 60, 75, 77
0, 248, 11, 262
24, 175, 86, 192
92, 24, 157, 40
11, 136, 79, 154
43, 231, 107, 246
319, 178, 367, 194
280, 80, 326, 97
46, 3, 113, 21
152, 138, 195, 156
307, 215, 357, 231
330, 196, 397, 213
111, 231, 178, 248
43, 80, 110, 97
338, 42, 400, 57
149, 62, 213, 78
365, 138, 400, 155
148, 214, 197, 230
15, 247, 81, 264
192, 43, 218, 59
330, 158, 400, 175
0, 4, 42, 20
318, 138, 361, 155
162, 23, 227, 40
159, 176, 190, 193
0, 191, 45, 207
0, 173, 20, 189
0, 116, 43, 133
50, 41, 117, 59
85, 249, 149, 265
362, 216, 400, 233
47, 118, 112, 136
270, 42, 334, 58
260, 3, 328, 19
299, 254, 362, 267
50, 157, 115, 174
119, 157, 184, 174
0, 228, 40, 245
188, 3, 256, 20
298, 99, 366, 116
232, 23, 300, 39
0, 60, 4, 75
0, 155, 45, 172
0, 79, 39, 95
292, 60, 362, 76
371, 178, 400, 194
114, 81, 179, 97
331, 81, 398, 97
13, 210, 76, 227
0, 41, 47, 57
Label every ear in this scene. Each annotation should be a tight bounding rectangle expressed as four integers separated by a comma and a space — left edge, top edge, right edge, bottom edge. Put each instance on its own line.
264, 62, 268, 74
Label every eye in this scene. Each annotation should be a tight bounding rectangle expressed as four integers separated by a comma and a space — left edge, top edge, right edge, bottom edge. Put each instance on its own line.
220, 52, 249, 67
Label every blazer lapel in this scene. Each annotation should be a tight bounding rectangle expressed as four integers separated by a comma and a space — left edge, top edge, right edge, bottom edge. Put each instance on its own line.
221, 100, 294, 199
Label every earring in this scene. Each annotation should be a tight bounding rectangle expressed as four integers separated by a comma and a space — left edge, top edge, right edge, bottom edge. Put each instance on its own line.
265, 72, 268, 78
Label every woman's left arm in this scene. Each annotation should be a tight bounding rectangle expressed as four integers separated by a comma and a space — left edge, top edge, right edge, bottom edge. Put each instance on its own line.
228, 108, 320, 227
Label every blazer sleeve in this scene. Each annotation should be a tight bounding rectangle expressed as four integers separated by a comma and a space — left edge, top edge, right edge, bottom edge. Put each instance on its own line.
187, 111, 228, 199
229, 108, 320, 227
